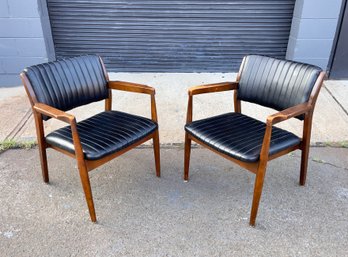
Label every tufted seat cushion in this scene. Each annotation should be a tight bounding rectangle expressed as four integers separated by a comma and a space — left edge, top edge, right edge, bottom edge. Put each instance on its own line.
46, 111, 157, 160
185, 113, 300, 163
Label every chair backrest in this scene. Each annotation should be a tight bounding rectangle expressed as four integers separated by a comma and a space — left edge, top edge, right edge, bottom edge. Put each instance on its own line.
23, 55, 108, 120
238, 55, 322, 119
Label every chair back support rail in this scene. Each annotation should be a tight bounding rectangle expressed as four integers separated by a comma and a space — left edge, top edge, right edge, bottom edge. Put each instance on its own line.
20, 55, 160, 222
184, 55, 325, 226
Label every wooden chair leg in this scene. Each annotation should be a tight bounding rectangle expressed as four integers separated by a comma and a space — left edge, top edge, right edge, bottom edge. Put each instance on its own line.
184, 133, 192, 181
38, 143, 49, 183
300, 114, 312, 186
34, 113, 49, 183
249, 165, 267, 226
77, 161, 96, 222
300, 145, 310, 186
153, 130, 161, 177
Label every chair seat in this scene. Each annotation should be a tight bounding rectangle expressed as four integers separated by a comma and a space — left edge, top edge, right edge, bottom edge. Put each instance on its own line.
185, 112, 301, 163
46, 111, 157, 160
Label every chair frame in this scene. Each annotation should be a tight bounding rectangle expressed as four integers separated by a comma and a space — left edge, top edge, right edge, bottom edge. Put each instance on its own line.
184, 57, 326, 226
20, 57, 160, 222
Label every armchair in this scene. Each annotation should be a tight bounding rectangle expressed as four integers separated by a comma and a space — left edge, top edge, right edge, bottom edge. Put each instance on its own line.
21, 55, 160, 222
184, 55, 325, 226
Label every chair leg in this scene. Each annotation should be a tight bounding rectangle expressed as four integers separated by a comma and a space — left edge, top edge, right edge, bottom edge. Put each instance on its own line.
184, 133, 192, 181
34, 113, 49, 183
153, 130, 161, 177
300, 145, 310, 186
38, 143, 49, 183
300, 114, 312, 186
249, 165, 267, 226
77, 160, 96, 222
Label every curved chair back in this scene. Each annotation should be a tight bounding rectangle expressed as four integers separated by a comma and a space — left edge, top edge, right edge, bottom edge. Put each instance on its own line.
238, 55, 322, 119
22, 55, 108, 120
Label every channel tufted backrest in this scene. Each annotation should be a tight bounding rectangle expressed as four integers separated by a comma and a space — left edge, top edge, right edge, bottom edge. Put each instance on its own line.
24, 55, 108, 120
238, 55, 322, 119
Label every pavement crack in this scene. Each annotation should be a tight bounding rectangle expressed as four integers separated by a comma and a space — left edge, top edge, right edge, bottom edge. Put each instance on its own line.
288, 153, 348, 171
324, 86, 348, 116
311, 158, 348, 171
5, 108, 32, 141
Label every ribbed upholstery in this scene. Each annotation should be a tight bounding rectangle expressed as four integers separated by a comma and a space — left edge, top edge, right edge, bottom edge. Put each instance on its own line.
46, 111, 157, 160
238, 55, 321, 120
24, 55, 108, 120
185, 113, 300, 163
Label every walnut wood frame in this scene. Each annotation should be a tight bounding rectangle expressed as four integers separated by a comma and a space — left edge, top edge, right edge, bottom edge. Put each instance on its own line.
184, 57, 326, 226
20, 58, 160, 222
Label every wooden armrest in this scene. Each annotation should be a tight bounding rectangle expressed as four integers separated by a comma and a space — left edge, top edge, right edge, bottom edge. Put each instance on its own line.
108, 81, 155, 95
33, 103, 83, 159
33, 103, 75, 124
188, 82, 239, 96
267, 103, 311, 125
258, 103, 311, 162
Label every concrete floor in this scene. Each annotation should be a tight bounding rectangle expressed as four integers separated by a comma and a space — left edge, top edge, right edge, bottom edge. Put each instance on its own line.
0, 147, 347, 256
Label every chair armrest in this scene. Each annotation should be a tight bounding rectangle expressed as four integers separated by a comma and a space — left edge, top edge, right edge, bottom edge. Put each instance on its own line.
266, 103, 311, 125
108, 80, 158, 122
258, 102, 311, 162
108, 81, 155, 95
33, 103, 75, 124
188, 82, 239, 96
33, 103, 85, 158
186, 82, 239, 123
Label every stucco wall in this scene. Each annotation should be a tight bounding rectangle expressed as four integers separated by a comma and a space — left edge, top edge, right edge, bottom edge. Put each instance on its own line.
0, 0, 48, 87
286, 0, 343, 70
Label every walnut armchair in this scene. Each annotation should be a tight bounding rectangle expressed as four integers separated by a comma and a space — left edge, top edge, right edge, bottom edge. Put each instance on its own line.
184, 55, 325, 226
20, 55, 160, 222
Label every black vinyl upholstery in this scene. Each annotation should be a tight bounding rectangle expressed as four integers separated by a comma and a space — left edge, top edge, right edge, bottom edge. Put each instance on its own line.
238, 55, 321, 120
46, 111, 157, 160
24, 55, 108, 120
185, 113, 300, 163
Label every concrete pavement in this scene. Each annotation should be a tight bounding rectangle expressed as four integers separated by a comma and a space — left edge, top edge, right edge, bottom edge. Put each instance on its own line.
0, 147, 347, 256
0, 73, 348, 144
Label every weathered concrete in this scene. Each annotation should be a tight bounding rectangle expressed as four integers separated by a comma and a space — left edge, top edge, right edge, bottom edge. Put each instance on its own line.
325, 80, 348, 114
0, 147, 347, 256
1, 74, 348, 144
0, 87, 31, 141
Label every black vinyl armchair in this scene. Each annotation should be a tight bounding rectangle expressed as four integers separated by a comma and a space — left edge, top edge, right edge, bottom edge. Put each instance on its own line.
21, 55, 160, 222
184, 55, 325, 226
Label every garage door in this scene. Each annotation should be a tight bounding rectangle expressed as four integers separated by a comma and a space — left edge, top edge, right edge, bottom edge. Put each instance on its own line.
47, 0, 295, 72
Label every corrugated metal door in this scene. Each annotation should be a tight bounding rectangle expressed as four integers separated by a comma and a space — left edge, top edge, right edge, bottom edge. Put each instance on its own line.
46, 0, 295, 72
